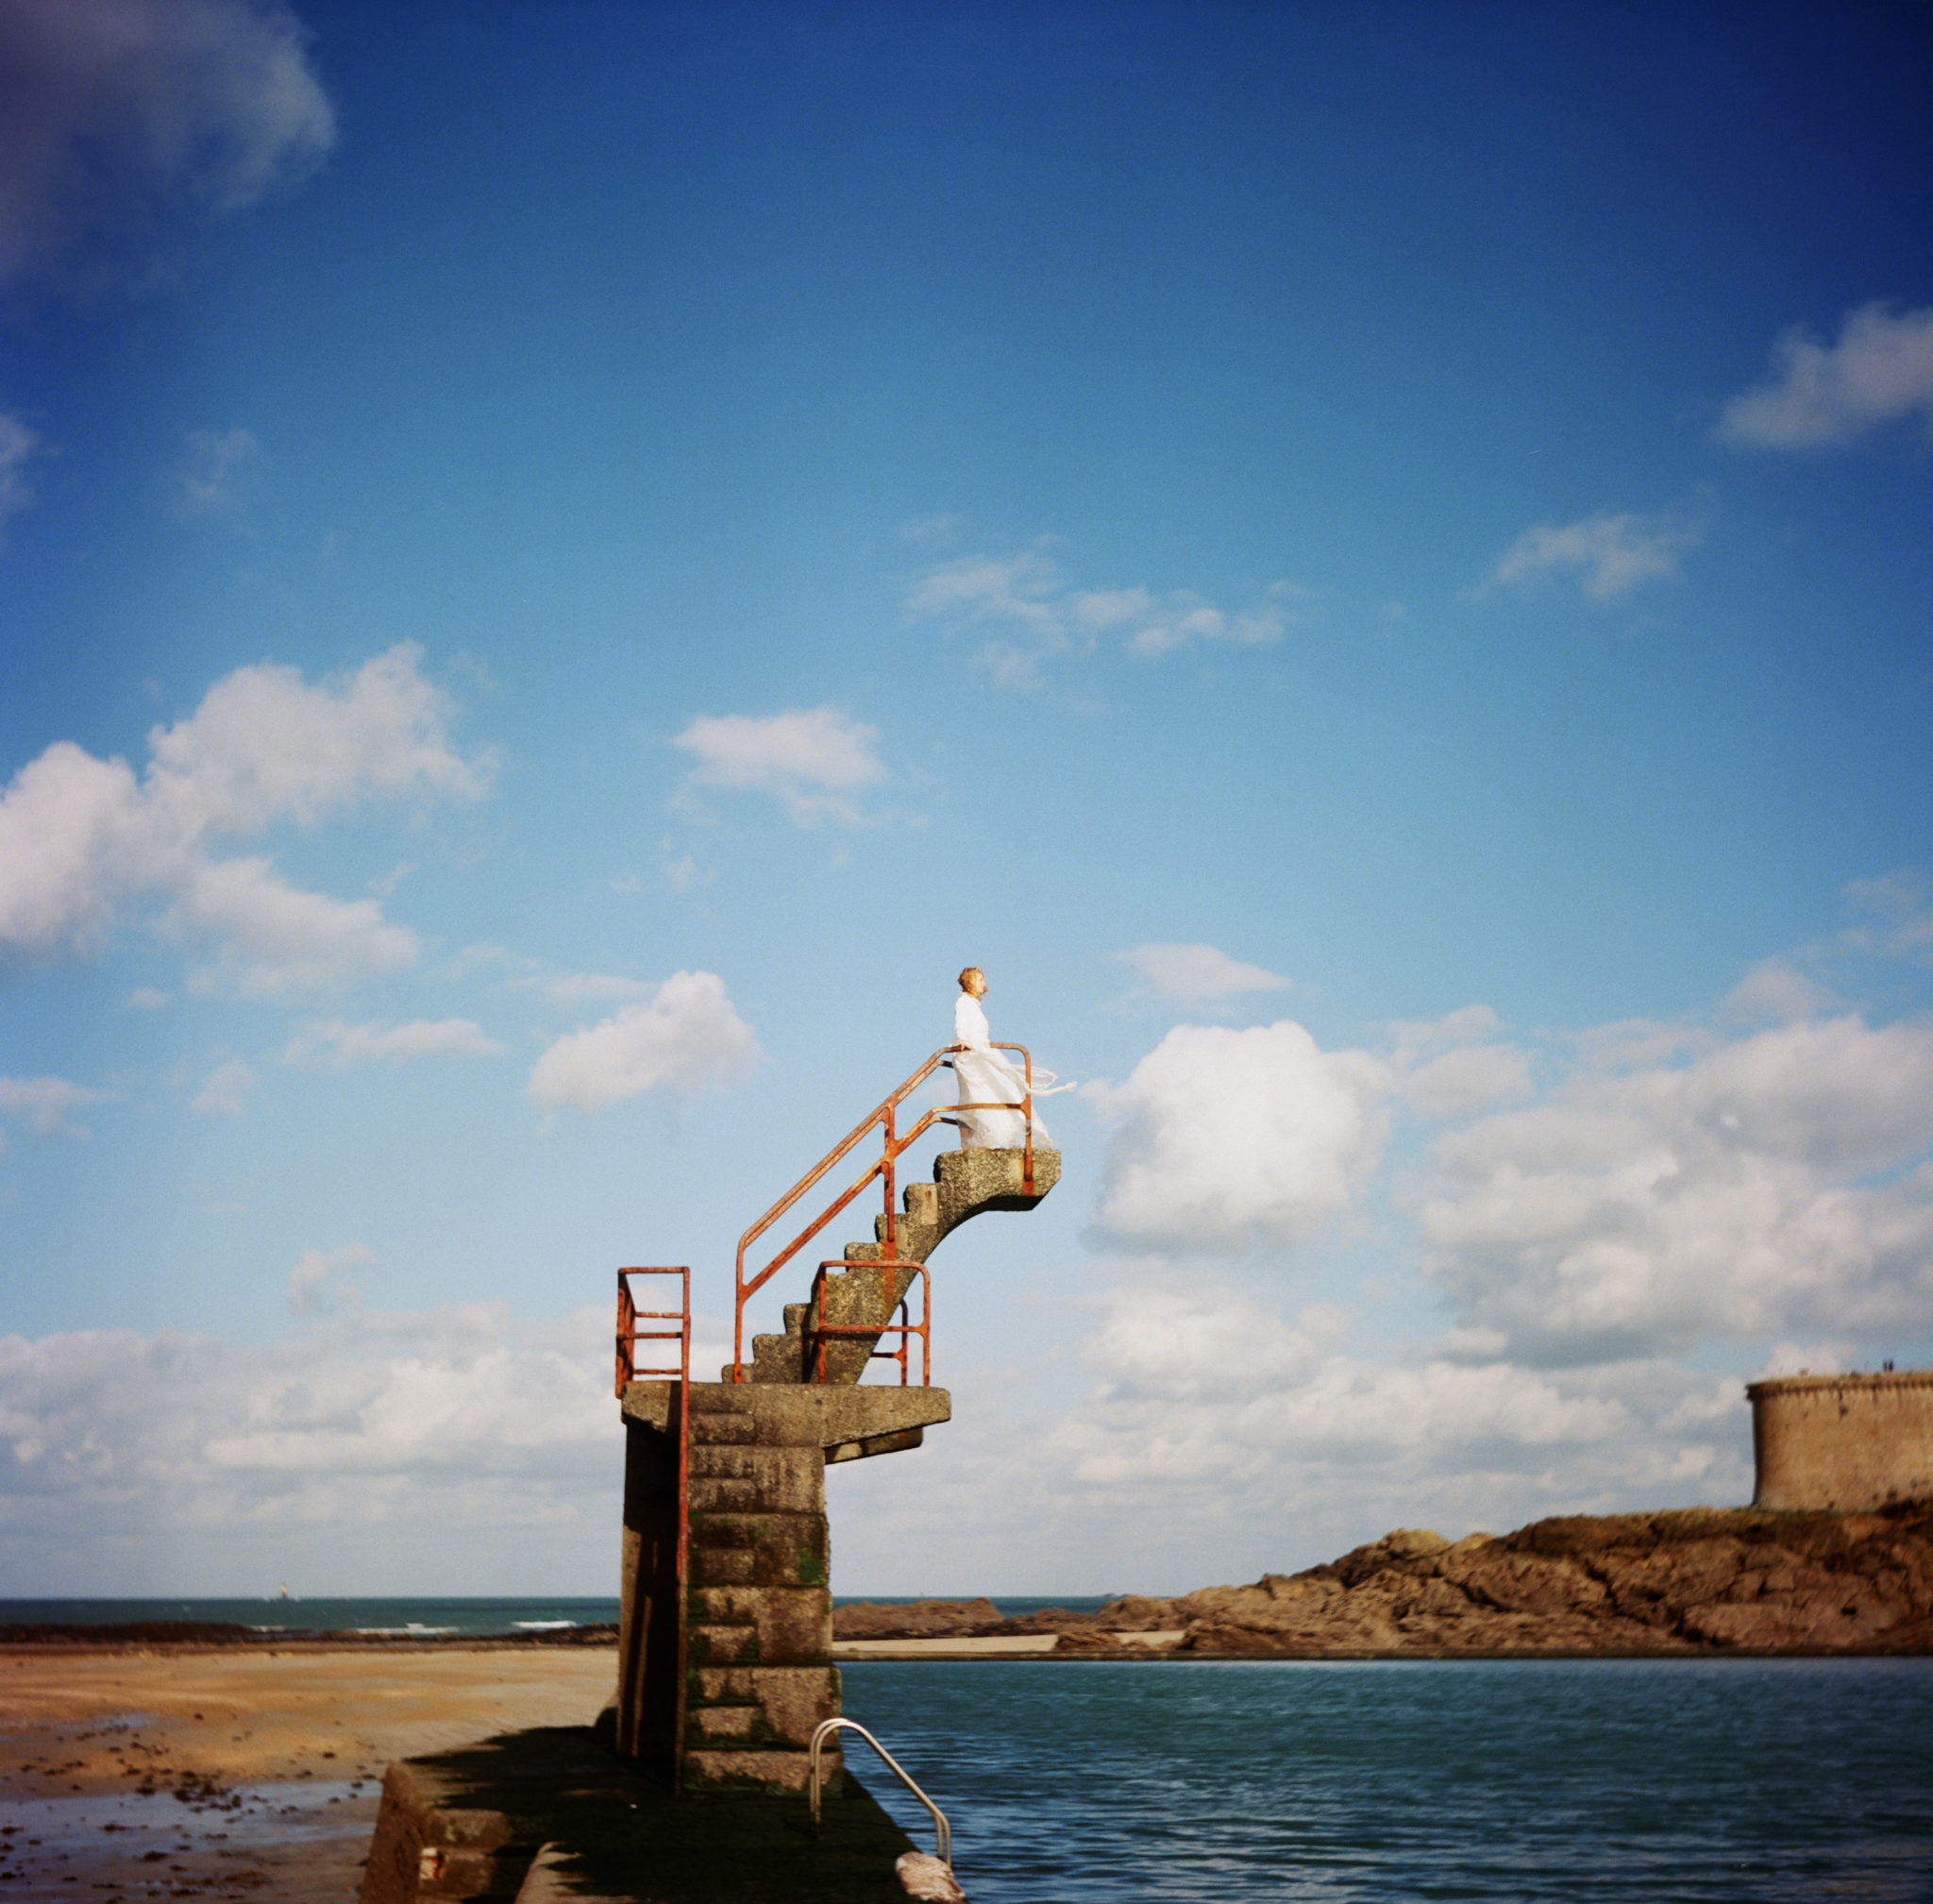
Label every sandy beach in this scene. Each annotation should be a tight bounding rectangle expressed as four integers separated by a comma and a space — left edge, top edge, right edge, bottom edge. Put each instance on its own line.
0, 1642, 617, 1904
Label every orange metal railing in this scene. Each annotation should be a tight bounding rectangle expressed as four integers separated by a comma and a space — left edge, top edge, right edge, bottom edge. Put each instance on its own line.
731, 1042, 1034, 1384
614, 1265, 691, 1784
808, 1258, 931, 1386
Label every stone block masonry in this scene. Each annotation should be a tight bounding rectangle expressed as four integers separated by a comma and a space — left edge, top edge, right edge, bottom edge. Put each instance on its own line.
1747, 1370, 1933, 1511
616, 1379, 951, 1793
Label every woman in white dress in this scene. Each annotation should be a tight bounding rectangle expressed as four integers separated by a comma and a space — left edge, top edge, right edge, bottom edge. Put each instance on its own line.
952, 966, 1066, 1149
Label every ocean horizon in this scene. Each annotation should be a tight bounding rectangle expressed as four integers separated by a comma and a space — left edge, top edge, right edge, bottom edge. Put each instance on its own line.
0, 1593, 1115, 1637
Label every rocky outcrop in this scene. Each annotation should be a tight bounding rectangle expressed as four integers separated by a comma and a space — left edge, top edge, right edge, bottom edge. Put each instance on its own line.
834, 1598, 1007, 1640
832, 1597, 1100, 1641
834, 1505, 1933, 1656
1051, 1504, 1933, 1656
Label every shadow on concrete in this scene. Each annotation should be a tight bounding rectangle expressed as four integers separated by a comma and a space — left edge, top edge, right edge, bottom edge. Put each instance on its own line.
381, 1723, 916, 1903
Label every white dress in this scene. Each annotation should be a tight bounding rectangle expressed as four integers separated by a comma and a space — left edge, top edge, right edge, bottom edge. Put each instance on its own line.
953, 993, 1063, 1149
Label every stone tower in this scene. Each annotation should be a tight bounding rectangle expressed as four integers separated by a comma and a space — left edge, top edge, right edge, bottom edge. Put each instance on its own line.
1746, 1369, 1933, 1511
614, 1146, 1058, 1793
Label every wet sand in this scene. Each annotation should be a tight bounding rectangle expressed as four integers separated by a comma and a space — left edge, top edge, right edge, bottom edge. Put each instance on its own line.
0, 1643, 617, 1904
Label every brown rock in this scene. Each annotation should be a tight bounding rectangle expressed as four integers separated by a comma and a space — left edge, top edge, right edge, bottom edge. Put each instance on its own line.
1161, 1501, 1933, 1657
832, 1598, 1003, 1640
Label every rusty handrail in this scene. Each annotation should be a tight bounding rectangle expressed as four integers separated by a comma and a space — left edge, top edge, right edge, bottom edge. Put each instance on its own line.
809, 1259, 930, 1386
731, 1043, 1034, 1382
614, 1267, 690, 1782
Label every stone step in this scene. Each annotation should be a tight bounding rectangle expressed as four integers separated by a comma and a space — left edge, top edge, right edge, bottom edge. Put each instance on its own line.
689, 1409, 756, 1445
687, 1386, 759, 1414
748, 1332, 805, 1384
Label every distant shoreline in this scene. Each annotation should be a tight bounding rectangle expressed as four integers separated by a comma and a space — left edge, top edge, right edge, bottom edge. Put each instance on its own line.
0, 1620, 619, 1650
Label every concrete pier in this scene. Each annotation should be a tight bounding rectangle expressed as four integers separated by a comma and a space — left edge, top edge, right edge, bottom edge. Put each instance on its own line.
616, 1380, 951, 1791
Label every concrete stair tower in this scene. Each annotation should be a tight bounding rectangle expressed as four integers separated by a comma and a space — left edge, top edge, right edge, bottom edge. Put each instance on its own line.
614, 1066, 1058, 1794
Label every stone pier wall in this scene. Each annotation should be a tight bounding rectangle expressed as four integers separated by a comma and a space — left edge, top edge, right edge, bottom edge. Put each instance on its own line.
615, 1379, 950, 1794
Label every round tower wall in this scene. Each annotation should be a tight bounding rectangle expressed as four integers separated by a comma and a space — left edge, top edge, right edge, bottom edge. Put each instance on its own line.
1746, 1372, 1933, 1512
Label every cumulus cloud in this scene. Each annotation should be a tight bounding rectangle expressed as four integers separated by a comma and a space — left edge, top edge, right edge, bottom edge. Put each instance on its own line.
0, 643, 491, 993
0, 410, 41, 531
191, 1055, 253, 1115
1117, 942, 1290, 1002
829, 1281, 1749, 1591
674, 707, 885, 827
1034, 1286, 1746, 1558
283, 1017, 502, 1069
904, 546, 1301, 684
1417, 1013, 1933, 1366
1089, 1019, 1390, 1254
1721, 958, 1836, 1026
1486, 508, 1703, 600
1717, 302, 1933, 449
0, 1074, 110, 1137
0, 0, 335, 294
1842, 869, 1933, 965
285, 1241, 368, 1313
1387, 1006, 1533, 1120
528, 969, 760, 1112
0, 1301, 701, 1592
168, 425, 258, 519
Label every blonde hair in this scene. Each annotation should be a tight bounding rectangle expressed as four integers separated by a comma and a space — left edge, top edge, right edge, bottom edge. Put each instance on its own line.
958, 967, 984, 992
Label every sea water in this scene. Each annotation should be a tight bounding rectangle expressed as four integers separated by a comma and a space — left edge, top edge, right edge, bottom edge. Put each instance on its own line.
0, 1594, 1087, 1637
0, 1596, 620, 1636
838, 1658, 1933, 1902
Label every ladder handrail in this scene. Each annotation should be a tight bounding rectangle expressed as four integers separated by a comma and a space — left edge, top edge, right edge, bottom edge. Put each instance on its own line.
732, 1042, 1033, 1382
613, 1267, 691, 1782
808, 1717, 951, 1868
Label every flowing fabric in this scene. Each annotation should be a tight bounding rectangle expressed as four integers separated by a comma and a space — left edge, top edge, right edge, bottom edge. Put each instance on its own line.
952, 993, 1070, 1148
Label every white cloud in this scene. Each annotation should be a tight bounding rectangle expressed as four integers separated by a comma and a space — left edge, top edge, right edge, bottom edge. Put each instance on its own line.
829, 1281, 1749, 1592
674, 706, 886, 827
0, 0, 335, 294
168, 425, 257, 518
1842, 869, 1933, 965
1417, 1013, 1933, 1365
1117, 942, 1291, 1001
125, 985, 168, 1008
170, 854, 418, 997
904, 546, 1301, 683
0, 1074, 110, 1137
0, 410, 40, 530
1721, 958, 1835, 1026
1487, 508, 1702, 600
283, 1017, 503, 1069
1402, 1043, 1534, 1120
1384, 1006, 1533, 1119
895, 513, 963, 548
0, 643, 491, 992
0, 1301, 704, 1593
1717, 302, 1933, 449
191, 1055, 253, 1116
528, 969, 760, 1112
1089, 1019, 1390, 1254
285, 1241, 369, 1313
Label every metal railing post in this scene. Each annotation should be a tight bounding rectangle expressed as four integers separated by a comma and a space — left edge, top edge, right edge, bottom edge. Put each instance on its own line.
809, 1718, 951, 1870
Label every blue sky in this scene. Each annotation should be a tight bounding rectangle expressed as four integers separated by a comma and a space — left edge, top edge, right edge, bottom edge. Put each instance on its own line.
2, 0, 1931, 1595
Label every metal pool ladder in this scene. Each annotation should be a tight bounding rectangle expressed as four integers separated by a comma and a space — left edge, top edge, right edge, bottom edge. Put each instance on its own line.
808, 1717, 952, 1870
